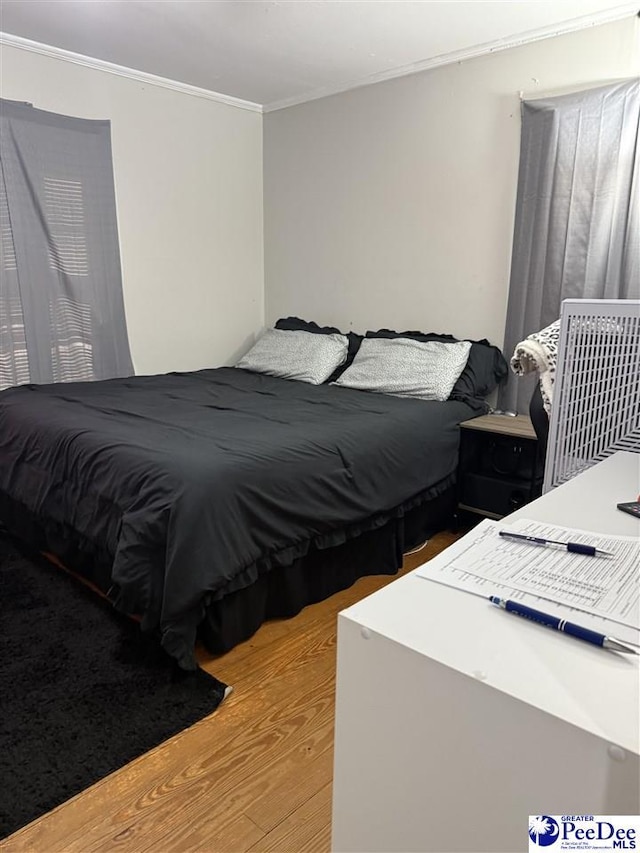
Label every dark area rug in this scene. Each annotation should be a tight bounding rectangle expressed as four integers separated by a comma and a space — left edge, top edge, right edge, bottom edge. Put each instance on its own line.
0, 533, 229, 840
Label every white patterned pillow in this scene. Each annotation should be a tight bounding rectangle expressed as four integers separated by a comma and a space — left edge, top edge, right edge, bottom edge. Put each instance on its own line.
235, 328, 349, 385
333, 337, 472, 401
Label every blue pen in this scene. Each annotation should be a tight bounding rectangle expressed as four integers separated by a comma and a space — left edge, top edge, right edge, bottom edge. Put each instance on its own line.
489, 596, 638, 654
498, 529, 612, 557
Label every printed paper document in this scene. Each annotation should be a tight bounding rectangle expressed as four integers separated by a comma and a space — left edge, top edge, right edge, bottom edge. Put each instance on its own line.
416, 518, 640, 644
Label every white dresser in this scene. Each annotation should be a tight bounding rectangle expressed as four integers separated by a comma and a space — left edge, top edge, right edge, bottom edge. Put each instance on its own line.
331, 452, 640, 853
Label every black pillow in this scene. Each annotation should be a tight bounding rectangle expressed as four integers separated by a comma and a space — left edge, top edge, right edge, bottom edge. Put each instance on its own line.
275, 317, 363, 382
365, 328, 508, 409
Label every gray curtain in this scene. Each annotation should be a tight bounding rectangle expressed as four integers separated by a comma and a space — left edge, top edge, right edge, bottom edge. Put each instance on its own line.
0, 99, 133, 389
499, 78, 640, 414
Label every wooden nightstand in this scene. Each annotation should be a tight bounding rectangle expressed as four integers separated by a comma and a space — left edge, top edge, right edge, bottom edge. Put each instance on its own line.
457, 413, 544, 520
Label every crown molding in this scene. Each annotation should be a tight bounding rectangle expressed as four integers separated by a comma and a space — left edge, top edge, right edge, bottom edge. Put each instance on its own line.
0, 32, 263, 114
263, 3, 639, 112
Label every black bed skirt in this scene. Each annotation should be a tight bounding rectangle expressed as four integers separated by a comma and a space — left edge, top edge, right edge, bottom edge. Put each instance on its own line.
198, 486, 455, 653
0, 487, 455, 656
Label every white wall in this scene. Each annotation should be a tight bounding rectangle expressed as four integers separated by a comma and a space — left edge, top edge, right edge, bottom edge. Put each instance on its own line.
264, 17, 640, 350
0, 43, 264, 375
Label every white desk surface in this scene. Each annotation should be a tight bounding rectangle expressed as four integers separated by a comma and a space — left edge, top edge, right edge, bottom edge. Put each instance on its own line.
340, 451, 640, 754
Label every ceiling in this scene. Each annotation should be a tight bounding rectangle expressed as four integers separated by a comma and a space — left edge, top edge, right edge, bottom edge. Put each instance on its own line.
0, 0, 637, 111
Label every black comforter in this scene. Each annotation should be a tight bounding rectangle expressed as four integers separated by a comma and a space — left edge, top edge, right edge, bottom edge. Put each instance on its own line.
0, 367, 474, 667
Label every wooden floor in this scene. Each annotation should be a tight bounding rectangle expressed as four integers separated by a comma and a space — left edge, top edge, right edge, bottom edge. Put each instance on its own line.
2, 530, 461, 853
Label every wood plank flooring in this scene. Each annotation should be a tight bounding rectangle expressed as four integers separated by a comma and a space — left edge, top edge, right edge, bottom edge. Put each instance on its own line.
2, 530, 461, 853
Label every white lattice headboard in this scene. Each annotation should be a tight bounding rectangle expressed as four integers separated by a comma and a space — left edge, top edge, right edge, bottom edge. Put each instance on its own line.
543, 298, 640, 492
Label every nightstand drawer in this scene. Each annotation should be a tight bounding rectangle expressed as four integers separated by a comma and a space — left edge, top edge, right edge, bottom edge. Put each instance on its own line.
462, 431, 540, 481
459, 472, 535, 518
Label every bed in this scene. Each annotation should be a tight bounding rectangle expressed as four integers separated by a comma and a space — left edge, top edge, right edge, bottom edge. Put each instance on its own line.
0, 319, 507, 669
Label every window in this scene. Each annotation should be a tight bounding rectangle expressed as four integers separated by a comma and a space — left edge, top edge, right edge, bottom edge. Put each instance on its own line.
499, 79, 639, 413
0, 100, 133, 390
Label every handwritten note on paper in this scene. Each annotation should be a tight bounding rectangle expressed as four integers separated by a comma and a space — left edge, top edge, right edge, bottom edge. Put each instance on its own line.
415, 518, 640, 642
